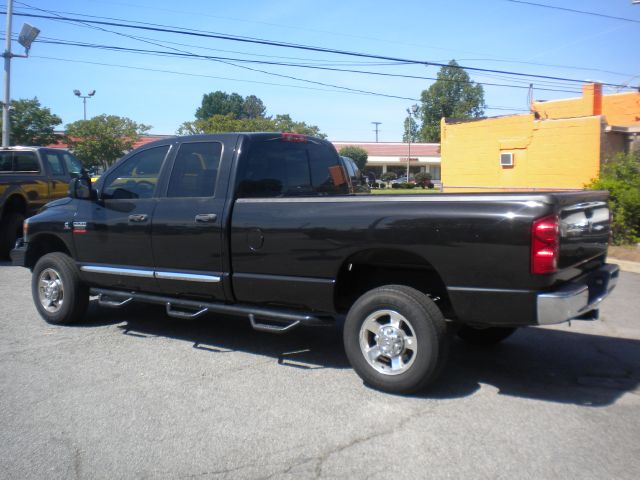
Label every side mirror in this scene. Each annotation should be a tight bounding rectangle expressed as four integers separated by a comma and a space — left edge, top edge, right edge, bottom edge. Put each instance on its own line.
69, 177, 93, 200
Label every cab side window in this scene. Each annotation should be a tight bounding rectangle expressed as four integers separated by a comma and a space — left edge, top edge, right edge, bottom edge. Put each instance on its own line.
236, 138, 348, 198
0, 152, 11, 171
44, 153, 66, 176
61, 152, 83, 177
102, 146, 169, 200
13, 152, 40, 172
167, 142, 222, 198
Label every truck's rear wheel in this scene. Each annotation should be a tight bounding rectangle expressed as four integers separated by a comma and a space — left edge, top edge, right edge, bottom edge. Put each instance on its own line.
456, 325, 517, 346
32, 252, 89, 325
343, 285, 450, 394
0, 211, 24, 259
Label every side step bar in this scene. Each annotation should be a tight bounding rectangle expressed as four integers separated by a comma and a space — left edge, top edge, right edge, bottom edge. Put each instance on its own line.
90, 288, 334, 334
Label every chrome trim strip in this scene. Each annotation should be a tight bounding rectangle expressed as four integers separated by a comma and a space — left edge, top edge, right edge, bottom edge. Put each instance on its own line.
80, 265, 155, 278
154, 271, 221, 283
233, 272, 336, 285
80, 265, 220, 282
448, 286, 534, 294
236, 196, 550, 205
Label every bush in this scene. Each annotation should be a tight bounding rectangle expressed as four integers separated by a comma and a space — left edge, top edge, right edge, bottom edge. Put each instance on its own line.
391, 183, 401, 189
587, 151, 640, 245
381, 172, 398, 182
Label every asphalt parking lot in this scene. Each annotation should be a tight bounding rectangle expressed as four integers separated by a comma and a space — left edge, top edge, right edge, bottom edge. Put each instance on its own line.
1, 262, 639, 480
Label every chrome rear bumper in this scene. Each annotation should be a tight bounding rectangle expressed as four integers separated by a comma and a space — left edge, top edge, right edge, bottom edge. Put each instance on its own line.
537, 264, 619, 325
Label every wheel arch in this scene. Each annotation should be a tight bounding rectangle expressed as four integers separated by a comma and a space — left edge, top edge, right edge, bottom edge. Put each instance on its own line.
333, 248, 453, 317
26, 233, 73, 270
1, 192, 27, 219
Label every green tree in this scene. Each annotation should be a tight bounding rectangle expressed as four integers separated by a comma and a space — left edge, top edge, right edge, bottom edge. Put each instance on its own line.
1, 98, 62, 146
402, 114, 419, 143
177, 113, 325, 138
195, 91, 269, 120
418, 60, 485, 142
242, 95, 267, 119
587, 151, 640, 244
338, 146, 369, 171
65, 115, 151, 168
381, 172, 397, 182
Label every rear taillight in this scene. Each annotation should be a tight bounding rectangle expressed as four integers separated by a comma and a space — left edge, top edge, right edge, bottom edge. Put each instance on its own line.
531, 214, 559, 274
23, 219, 29, 242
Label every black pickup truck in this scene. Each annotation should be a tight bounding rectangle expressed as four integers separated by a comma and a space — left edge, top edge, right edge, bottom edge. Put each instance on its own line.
0, 146, 84, 257
11, 133, 619, 393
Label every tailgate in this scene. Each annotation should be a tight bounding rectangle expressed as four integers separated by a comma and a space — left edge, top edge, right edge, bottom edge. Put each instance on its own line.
557, 192, 610, 269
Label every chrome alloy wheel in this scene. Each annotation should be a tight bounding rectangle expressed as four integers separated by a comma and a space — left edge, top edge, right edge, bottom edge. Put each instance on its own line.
359, 309, 418, 375
38, 268, 65, 313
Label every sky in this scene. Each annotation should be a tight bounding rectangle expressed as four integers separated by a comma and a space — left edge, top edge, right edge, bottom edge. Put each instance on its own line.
4, 0, 639, 142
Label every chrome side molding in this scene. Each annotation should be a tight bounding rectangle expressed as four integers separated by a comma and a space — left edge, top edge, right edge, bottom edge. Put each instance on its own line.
80, 264, 221, 283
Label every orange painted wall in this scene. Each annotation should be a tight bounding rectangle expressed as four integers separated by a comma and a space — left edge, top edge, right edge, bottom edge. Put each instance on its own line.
601, 92, 640, 126
532, 84, 640, 126
440, 114, 602, 192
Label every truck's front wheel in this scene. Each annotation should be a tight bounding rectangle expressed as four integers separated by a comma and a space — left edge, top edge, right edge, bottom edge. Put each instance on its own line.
32, 252, 89, 325
343, 285, 450, 394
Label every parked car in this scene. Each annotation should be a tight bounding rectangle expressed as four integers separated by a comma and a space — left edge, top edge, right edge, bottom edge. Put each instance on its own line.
0, 146, 83, 258
340, 155, 370, 193
12, 133, 619, 393
389, 175, 415, 185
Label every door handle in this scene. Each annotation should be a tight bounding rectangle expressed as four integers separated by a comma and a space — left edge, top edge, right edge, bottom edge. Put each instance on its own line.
195, 213, 217, 223
128, 214, 149, 223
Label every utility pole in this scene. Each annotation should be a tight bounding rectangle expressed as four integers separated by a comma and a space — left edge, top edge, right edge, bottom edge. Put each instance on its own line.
2, 0, 40, 147
2, 0, 14, 147
371, 122, 382, 142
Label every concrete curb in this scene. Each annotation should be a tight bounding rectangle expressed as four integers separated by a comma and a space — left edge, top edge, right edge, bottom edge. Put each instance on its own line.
608, 257, 640, 274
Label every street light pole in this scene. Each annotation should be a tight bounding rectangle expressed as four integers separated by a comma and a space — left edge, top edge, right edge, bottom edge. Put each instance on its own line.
73, 90, 96, 120
2, 0, 40, 147
406, 105, 418, 180
2, 0, 14, 147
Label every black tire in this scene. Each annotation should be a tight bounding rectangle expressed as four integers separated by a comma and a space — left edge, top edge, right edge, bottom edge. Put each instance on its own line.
0, 211, 24, 259
456, 325, 517, 346
31, 252, 89, 325
343, 285, 450, 394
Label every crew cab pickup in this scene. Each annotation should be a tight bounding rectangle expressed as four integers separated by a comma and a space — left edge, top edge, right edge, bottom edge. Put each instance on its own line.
0, 146, 84, 258
11, 133, 620, 393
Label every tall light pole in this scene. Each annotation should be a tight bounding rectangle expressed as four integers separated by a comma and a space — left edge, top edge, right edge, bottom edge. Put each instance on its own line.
372, 121, 382, 142
74, 89, 96, 120
406, 104, 418, 180
2, 0, 40, 146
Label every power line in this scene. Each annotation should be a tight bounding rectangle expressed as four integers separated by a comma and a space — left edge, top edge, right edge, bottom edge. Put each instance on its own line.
29, 54, 528, 112
26, 35, 581, 95
7, 9, 639, 90
17, 0, 632, 79
506, 0, 640, 24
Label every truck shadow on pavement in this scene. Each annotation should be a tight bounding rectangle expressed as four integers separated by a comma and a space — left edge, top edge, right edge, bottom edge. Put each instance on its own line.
81, 301, 640, 407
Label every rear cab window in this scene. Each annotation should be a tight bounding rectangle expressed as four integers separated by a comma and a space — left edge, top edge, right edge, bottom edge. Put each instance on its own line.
236, 135, 349, 198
